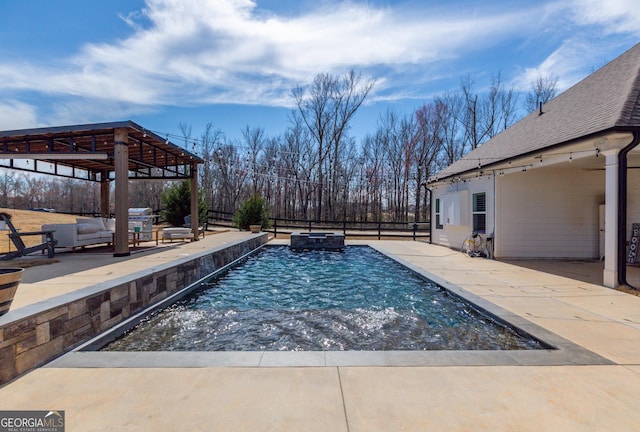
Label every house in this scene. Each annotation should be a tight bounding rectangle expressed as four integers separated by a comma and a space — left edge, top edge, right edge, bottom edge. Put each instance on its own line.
427, 43, 640, 288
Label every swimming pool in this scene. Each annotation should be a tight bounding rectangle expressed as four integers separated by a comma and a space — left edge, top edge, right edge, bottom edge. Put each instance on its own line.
101, 246, 544, 352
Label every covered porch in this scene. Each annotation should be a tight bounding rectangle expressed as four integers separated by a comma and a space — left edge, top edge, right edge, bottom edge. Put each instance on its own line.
488, 131, 640, 290
0, 121, 204, 257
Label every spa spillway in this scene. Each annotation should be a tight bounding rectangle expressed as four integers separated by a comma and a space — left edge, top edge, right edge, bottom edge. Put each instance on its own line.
290, 232, 345, 251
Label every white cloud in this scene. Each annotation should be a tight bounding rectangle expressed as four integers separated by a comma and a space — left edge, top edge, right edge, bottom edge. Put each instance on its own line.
513, 0, 640, 94
0, 0, 545, 110
515, 39, 591, 91
571, 0, 640, 35
44, 100, 157, 127
0, 101, 39, 130
3, 0, 639, 131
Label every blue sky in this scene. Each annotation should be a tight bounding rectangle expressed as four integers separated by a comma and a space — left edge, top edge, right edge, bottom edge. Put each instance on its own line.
0, 0, 638, 145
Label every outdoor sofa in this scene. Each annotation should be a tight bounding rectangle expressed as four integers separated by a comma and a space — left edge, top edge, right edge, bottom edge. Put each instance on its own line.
42, 217, 115, 251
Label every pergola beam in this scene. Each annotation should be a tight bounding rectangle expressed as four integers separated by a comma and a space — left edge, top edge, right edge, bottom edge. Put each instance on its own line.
0, 152, 109, 160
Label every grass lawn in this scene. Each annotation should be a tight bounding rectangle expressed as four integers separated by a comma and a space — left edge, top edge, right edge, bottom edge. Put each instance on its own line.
0, 208, 78, 254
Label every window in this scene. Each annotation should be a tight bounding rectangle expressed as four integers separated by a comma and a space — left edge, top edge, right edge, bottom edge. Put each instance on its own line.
472, 192, 486, 233
435, 198, 443, 229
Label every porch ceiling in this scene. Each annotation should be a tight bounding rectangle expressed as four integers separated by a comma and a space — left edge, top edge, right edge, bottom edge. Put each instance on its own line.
569, 146, 640, 171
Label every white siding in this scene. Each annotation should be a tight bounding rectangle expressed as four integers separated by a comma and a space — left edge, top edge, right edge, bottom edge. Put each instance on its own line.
431, 176, 494, 250
495, 168, 604, 259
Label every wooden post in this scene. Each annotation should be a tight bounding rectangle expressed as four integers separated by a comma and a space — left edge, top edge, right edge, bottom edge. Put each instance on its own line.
190, 165, 199, 241
113, 128, 130, 256
100, 171, 110, 218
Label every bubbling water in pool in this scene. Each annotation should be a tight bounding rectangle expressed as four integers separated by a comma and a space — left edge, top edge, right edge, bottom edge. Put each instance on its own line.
103, 246, 543, 351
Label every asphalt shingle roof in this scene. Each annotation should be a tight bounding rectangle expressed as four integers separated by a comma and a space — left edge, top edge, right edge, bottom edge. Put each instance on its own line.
433, 43, 640, 181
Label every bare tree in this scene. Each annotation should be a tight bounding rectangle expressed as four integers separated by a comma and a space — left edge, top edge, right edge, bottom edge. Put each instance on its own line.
435, 92, 465, 167
0, 169, 17, 208
524, 73, 558, 112
259, 137, 279, 213
293, 70, 375, 220
242, 126, 265, 195
360, 134, 386, 221
282, 114, 317, 220
460, 75, 486, 150
130, 180, 165, 211
198, 123, 226, 208
22, 175, 47, 209
376, 109, 415, 221
500, 83, 519, 130
2, 66, 547, 226
460, 73, 519, 150
178, 122, 192, 146
483, 72, 519, 138
210, 142, 249, 213
413, 102, 445, 220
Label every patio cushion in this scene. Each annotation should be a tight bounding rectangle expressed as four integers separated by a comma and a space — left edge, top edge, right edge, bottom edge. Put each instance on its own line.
76, 217, 107, 231
104, 218, 115, 231
77, 223, 102, 234
77, 231, 112, 241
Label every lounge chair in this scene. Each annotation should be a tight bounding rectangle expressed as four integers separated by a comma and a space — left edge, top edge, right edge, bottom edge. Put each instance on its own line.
0, 215, 57, 260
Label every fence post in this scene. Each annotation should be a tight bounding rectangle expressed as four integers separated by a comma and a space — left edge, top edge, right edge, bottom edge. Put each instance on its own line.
343, 220, 346, 235
308, 220, 312, 232
273, 218, 277, 238
378, 222, 381, 240
413, 223, 417, 241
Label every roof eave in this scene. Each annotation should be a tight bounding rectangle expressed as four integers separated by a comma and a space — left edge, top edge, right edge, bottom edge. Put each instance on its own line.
428, 127, 639, 184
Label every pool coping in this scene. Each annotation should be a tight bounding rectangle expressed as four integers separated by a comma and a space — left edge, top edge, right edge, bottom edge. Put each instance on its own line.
47, 244, 613, 368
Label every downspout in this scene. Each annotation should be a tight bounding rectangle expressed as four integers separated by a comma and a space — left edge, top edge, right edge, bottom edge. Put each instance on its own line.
618, 131, 640, 286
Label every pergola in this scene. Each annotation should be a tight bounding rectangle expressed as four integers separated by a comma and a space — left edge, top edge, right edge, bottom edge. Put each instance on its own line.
0, 121, 203, 256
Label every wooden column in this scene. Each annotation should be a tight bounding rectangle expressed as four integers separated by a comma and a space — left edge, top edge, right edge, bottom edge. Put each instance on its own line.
190, 164, 199, 241
100, 171, 110, 218
113, 128, 130, 256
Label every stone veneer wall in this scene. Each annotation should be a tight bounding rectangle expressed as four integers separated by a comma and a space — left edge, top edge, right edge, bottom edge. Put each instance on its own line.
0, 234, 267, 384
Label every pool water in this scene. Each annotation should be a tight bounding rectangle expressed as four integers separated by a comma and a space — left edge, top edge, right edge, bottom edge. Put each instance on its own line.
102, 246, 543, 351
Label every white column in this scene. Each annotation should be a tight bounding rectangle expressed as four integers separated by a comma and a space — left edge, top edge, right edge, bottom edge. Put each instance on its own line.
603, 150, 619, 287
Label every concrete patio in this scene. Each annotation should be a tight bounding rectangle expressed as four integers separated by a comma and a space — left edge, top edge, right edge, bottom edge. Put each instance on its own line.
1, 234, 640, 431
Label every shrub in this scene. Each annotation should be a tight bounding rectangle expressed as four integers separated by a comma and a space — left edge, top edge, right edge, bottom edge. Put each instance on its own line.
233, 194, 270, 230
160, 181, 209, 227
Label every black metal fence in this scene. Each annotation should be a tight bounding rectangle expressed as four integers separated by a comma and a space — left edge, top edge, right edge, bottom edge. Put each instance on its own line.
207, 210, 430, 241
